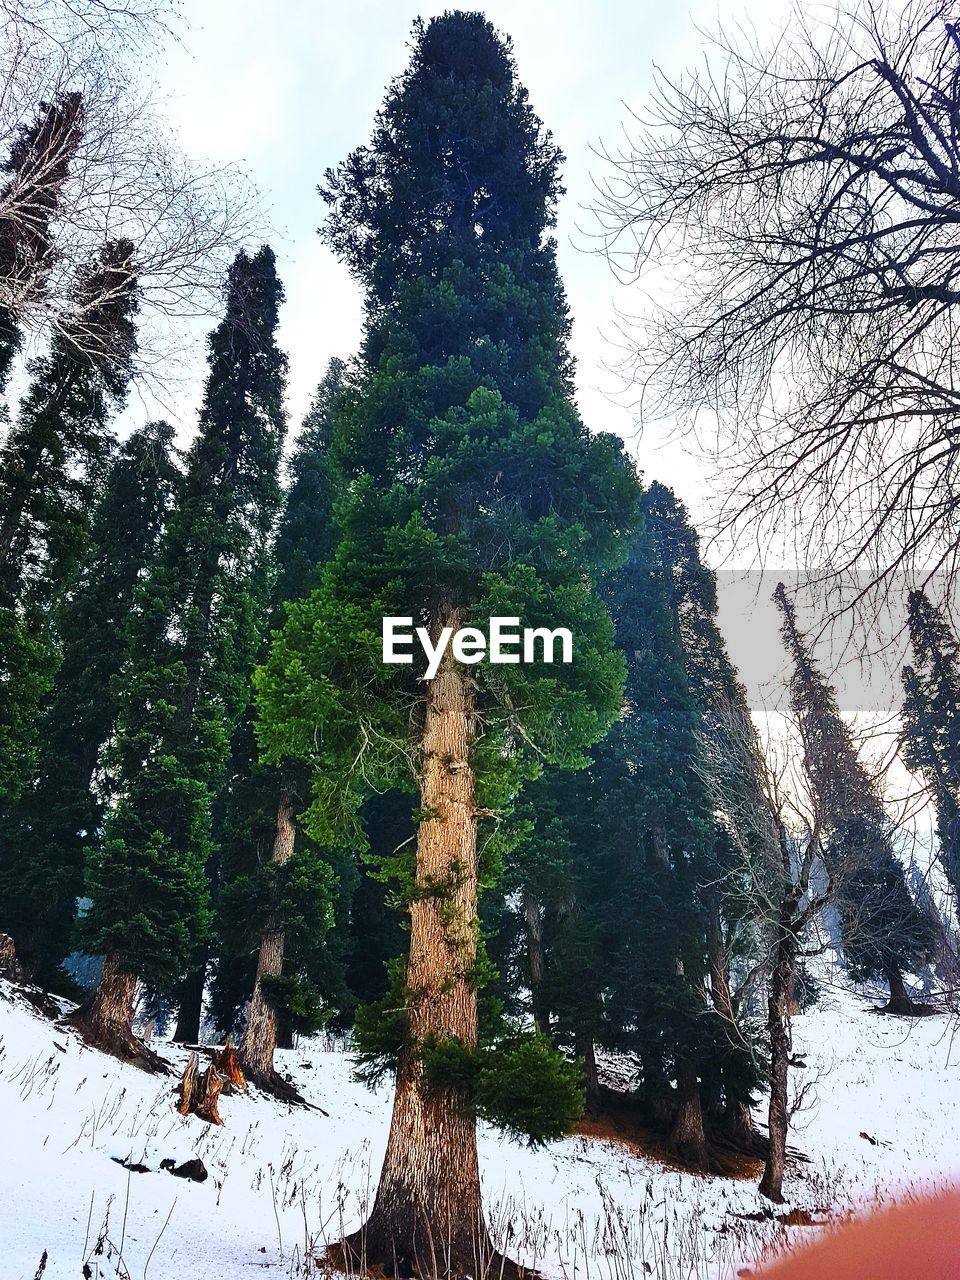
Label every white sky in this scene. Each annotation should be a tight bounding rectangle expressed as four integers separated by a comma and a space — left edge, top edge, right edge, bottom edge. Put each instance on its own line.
122, 1, 929, 715
143, 0, 732, 513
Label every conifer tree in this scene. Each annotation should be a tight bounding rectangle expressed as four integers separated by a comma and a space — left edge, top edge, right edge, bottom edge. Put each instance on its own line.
71, 246, 287, 1064
641, 484, 765, 1149
1, 421, 180, 985
510, 486, 764, 1160
507, 764, 606, 1106
902, 591, 960, 908
0, 239, 138, 817
255, 15, 639, 1273
589, 504, 720, 1170
774, 584, 934, 1012
210, 360, 348, 1087
0, 91, 84, 389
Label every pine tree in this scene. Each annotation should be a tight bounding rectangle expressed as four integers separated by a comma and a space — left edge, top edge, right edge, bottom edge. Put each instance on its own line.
588, 503, 720, 1170
509, 486, 765, 1161
210, 360, 348, 1088
902, 590, 960, 907
0, 92, 85, 389
775, 584, 934, 1012
1, 421, 180, 985
640, 484, 765, 1150
71, 246, 287, 1064
507, 764, 607, 1107
0, 239, 138, 817
255, 15, 639, 1273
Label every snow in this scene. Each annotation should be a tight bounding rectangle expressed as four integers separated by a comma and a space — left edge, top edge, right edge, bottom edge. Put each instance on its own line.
1, 979, 958, 1280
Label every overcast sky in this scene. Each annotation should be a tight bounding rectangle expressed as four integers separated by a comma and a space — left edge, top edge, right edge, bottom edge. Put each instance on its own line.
125, 0, 927, 717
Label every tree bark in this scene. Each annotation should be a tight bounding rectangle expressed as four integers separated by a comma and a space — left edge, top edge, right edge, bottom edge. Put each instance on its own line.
704, 887, 762, 1153
522, 891, 550, 1035
334, 622, 514, 1278
670, 1059, 711, 1171
760, 921, 796, 1203
239, 789, 296, 1092
883, 967, 917, 1015
66, 951, 165, 1071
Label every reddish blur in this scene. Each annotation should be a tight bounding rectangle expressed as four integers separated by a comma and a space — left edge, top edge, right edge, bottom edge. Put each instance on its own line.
758, 1190, 960, 1280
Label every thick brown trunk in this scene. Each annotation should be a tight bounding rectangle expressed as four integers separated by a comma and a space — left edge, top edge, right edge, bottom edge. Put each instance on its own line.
670, 1059, 711, 1171
523, 891, 550, 1035
760, 925, 795, 1203
239, 790, 296, 1092
66, 952, 164, 1071
335, 623, 512, 1278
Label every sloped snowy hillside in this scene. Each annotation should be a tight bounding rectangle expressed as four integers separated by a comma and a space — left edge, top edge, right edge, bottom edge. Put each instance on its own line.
1, 979, 957, 1280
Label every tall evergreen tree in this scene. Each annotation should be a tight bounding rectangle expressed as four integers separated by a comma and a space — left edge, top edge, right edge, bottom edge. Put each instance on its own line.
589, 504, 720, 1169
210, 359, 349, 1087
510, 485, 765, 1163
506, 764, 606, 1106
71, 246, 287, 1064
775, 584, 934, 1012
0, 239, 138, 817
0, 91, 85, 389
1, 421, 180, 984
638, 486, 766, 1145
256, 15, 639, 1274
902, 590, 960, 908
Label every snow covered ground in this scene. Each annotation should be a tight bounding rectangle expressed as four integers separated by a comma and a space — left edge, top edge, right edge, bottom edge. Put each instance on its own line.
1, 979, 958, 1280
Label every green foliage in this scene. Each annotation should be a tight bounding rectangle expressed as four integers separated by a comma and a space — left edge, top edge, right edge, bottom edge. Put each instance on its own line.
508, 487, 766, 1122
421, 1031, 583, 1146
902, 591, 960, 905
78, 246, 287, 992
256, 17, 638, 1156
259, 974, 332, 1037
776, 585, 935, 985
0, 240, 138, 820
475, 1032, 583, 1144
0, 93, 84, 390
352, 958, 408, 1087
256, 16, 640, 849
211, 359, 352, 1036
1, 422, 180, 983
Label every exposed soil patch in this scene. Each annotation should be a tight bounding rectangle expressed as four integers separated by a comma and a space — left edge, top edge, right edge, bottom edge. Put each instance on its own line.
575, 1089, 768, 1180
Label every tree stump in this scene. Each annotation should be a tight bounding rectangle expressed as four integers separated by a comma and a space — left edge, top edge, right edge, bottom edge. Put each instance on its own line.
177, 1051, 200, 1116
176, 1040, 247, 1125
0, 932, 23, 980
217, 1038, 247, 1091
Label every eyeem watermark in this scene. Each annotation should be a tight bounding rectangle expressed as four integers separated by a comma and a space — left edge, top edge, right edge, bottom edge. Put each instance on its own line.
382, 616, 573, 680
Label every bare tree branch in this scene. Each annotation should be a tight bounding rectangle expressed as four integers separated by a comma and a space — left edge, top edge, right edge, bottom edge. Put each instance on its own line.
595, 0, 960, 606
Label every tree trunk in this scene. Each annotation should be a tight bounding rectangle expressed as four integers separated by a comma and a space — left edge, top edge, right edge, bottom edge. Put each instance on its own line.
172, 956, 207, 1043
760, 924, 796, 1203
239, 789, 296, 1092
522, 891, 550, 1035
334, 623, 514, 1279
670, 1059, 711, 1171
66, 952, 164, 1072
578, 1034, 601, 1117
884, 967, 915, 1015
704, 888, 762, 1153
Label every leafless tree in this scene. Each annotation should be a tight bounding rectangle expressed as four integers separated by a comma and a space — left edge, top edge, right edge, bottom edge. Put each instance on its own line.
596, 0, 960, 605
0, 0, 259, 380
700, 689, 833, 1202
